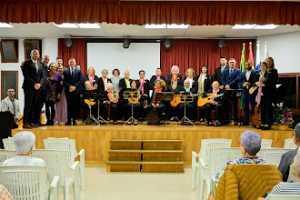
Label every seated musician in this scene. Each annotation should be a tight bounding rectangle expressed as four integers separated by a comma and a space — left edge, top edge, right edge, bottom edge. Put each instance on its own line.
167, 72, 183, 121
177, 79, 196, 120
137, 70, 151, 120
105, 83, 119, 122
83, 66, 99, 120
202, 81, 225, 126
124, 80, 140, 125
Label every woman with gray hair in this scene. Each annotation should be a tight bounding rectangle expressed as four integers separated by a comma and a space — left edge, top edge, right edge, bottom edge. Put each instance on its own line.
228, 130, 265, 165
2, 131, 45, 167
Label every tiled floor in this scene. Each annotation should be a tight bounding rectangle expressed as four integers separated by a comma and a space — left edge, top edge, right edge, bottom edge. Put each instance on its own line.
81, 167, 195, 200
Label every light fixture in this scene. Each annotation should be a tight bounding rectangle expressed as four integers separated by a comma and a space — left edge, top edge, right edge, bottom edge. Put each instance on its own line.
55, 23, 78, 28
144, 24, 167, 29
78, 23, 100, 29
232, 24, 256, 29
0, 23, 13, 28
254, 24, 278, 30
167, 24, 189, 29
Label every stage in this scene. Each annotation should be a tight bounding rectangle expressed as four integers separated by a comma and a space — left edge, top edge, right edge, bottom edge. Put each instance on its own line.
13, 125, 294, 166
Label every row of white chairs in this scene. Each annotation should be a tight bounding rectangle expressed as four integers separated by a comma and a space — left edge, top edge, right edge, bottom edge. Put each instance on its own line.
1, 137, 85, 200
192, 138, 298, 200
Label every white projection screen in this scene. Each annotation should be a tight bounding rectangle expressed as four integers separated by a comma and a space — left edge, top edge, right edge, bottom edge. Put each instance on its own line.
87, 42, 160, 79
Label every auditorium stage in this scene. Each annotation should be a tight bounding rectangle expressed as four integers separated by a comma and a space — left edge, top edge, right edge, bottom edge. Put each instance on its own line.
14, 125, 294, 166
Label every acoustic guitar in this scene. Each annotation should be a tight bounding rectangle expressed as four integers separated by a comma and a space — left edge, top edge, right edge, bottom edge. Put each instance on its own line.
170, 93, 198, 107
197, 93, 224, 107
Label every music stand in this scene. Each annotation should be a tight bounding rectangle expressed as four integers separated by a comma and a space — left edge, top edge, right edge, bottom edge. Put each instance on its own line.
97, 93, 108, 124
123, 89, 139, 125
83, 90, 100, 125
180, 93, 195, 125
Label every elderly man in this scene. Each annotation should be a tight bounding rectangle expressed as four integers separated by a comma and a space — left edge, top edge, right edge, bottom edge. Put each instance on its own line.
21, 49, 45, 129
228, 130, 265, 165
278, 123, 300, 181
1, 88, 20, 124
2, 131, 45, 166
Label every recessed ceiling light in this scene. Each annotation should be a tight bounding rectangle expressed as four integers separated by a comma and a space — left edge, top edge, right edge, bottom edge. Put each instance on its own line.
254, 24, 278, 30
0, 23, 13, 28
55, 23, 78, 28
167, 24, 189, 29
144, 24, 167, 29
78, 23, 100, 29
232, 24, 256, 29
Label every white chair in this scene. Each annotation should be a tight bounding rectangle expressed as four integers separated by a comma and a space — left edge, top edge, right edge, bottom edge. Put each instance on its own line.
261, 139, 273, 148
192, 139, 232, 200
43, 137, 85, 189
284, 138, 297, 149
32, 149, 81, 200
2, 137, 15, 150
258, 148, 290, 166
0, 166, 59, 200
268, 194, 300, 200
0, 149, 15, 164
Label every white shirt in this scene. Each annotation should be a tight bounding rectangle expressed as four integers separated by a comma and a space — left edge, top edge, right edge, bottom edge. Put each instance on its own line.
31, 59, 39, 72
1, 97, 20, 119
245, 70, 251, 81
186, 77, 194, 89
2, 156, 46, 167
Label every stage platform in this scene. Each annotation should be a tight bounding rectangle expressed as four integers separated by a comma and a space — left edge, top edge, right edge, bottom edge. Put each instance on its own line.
13, 125, 294, 166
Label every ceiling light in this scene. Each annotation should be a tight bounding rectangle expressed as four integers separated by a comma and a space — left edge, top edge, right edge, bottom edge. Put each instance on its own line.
254, 24, 278, 30
144, 24, 167, 29
0, 23, 13, 28
167, 24, 189, 29
55, 23, 78, 28
232, 24, 256, 29
78, 23, 100, 29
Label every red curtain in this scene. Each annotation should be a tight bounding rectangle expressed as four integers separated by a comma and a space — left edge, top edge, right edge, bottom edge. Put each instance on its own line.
160, 39, 255, 76
58, 38, 87, 74
1, 1, 300, 25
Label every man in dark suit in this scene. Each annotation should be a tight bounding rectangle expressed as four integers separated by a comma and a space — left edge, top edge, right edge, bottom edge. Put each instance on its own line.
213, 57, 229, 88
239, 62, 258, 125
21, 49, 45, 128
278, 123, 300, 181
63, 58, 83, 125
224, 58, 241, 124
149, 68, 166, 90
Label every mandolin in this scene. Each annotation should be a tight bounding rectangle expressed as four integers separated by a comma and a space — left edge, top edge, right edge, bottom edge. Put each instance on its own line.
197, 93, 224, 107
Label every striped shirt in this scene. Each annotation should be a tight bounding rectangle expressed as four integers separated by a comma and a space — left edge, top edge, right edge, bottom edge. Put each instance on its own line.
266, 182, 300, 199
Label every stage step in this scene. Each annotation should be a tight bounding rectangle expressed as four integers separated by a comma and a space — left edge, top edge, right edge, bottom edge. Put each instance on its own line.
107, 139, 184, 172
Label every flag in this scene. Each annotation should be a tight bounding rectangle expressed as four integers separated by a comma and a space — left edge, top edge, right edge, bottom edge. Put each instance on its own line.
240, 43, 246, 72
255, 40, 261, 72
248, 42, 254, 69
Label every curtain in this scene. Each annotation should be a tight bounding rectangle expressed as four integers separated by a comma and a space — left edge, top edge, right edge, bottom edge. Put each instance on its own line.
1, 1, 300, 25
58, 38, 87, 74
160, 39, 255, 76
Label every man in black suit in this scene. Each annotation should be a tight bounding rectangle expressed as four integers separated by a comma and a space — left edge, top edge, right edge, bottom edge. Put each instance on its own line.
239, 62, 258, 125
213, 57, 229, 88
21, 49, 45, 128
149, 68, 166, 90
278, 123, 300, 181
63, 58, 83, 125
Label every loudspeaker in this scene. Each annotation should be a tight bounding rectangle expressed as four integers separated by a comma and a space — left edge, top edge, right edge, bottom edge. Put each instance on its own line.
218, 39, 225, 48
64, 38, 73, 48
123, 39, 130, 49
163, 39, 172, 49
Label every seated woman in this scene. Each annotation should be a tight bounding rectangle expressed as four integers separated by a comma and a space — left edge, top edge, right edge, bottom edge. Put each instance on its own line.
3, 131, 46, 167
201, 81, 225, 126
167, 72, 183, 121
260, 149, 300, 199
105, 83, 119, 122
228, 130, 265, 165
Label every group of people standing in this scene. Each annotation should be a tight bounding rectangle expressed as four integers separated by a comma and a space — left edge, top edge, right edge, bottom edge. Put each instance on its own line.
20, 49, 278, 128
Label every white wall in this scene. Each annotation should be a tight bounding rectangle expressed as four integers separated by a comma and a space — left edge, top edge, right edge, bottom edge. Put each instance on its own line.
87, 43, 160, 79
258, 32, 300, 73
0, 38, 58, 113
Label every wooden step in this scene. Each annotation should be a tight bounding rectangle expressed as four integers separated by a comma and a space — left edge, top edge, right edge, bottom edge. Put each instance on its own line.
111, 139, 183, 143
107, 161, 184, 165
109, 150, 183, 153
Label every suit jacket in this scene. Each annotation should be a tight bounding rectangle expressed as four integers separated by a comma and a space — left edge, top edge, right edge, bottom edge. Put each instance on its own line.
192, 74, 211, 95
97, 77, 111, 94
119, 78, 132, 92
166, 79, 183, 93
136, 79, 151, 97
224, 68, 241, 89
278, 148, 298, 182
20, 60, 45, 90
213, 65, 229, 85
149, 75, 166, 89
63, 67, 83, 94
239, 70, 258, 89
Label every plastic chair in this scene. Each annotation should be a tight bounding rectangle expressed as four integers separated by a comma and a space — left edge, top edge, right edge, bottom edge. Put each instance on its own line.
0, 149, 15, 164
283, 138, 297, 149
261, 139, 273, 149
2, 137, 15, 150
43, 137, 85, 189
258, 148, 291, 166
32, 149, 81, 200
0, 166, 59, 200
268, 194, 300, 200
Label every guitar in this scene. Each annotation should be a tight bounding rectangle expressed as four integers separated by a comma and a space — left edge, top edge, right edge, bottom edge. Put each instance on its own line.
197, 93, 224, 107
170, 93, 198, 107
